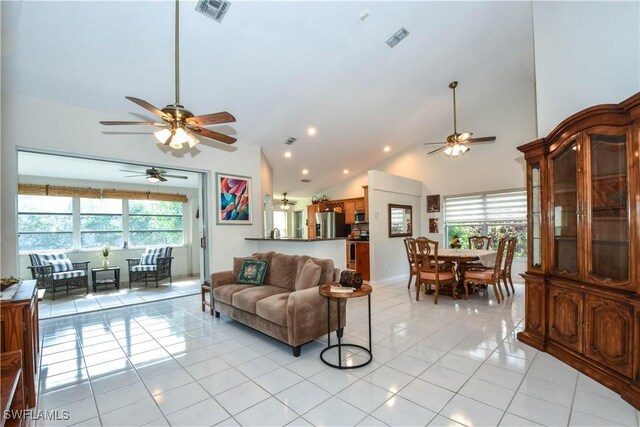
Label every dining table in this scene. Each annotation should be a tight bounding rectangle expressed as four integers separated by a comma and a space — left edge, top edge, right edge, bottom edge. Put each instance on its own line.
426, 248, 498, 299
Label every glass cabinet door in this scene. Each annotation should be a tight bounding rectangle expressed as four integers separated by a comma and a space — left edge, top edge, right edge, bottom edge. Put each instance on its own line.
586, 129, 630, 287
550, 140, 580, 277
529, 163, 542, 270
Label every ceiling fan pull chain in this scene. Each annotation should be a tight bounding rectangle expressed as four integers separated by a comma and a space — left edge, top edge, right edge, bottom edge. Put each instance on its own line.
175, 0, 180, 105
452, 82, 457, 135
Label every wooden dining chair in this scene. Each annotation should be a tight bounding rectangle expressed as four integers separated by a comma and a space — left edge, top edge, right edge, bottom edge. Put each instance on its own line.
413, 237, 457, 304
468, 235, 492, 250
403, 237, 419, 289
463, 237, 507, 304
500, 237, 517, 296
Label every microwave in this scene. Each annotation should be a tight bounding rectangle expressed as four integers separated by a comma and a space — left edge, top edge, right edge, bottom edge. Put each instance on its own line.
354, 211, 367, 223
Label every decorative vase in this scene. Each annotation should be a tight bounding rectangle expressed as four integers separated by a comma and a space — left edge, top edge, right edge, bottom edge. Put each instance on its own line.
102, 257, 109, 269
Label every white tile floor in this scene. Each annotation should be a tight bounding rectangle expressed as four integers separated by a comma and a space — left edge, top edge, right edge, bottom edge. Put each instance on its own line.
39, 278, 202, 319
35, 281, 640, 426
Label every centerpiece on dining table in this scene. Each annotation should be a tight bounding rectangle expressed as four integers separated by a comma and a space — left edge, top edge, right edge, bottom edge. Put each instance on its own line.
450, 235, 462, 249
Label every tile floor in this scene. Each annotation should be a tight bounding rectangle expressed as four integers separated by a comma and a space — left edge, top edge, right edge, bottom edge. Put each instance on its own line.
39, 278, 202, 319
35, 281, 640, 426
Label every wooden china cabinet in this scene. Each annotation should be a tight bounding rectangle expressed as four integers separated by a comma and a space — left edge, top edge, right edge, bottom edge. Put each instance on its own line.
517, 92, 640, 408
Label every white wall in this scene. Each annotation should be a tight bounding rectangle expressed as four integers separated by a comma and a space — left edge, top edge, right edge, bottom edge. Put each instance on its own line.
260, 149, 273, 237
367, 170, 423, 284
1, 94, 264, 276
533, 1, 640, 137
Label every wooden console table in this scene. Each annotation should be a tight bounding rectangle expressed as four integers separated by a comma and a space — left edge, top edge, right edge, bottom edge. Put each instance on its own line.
0, 280, 39, 409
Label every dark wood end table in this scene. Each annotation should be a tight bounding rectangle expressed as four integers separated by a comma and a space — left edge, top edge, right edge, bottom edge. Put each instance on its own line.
91, 267, 120, 292
318, 283, 372, 369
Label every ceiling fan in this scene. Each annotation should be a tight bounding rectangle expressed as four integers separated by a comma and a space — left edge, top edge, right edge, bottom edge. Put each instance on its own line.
121, 167, 188, 183
100, 0, 236, 150
277, 193, 297, 210
423, 81, 496, 157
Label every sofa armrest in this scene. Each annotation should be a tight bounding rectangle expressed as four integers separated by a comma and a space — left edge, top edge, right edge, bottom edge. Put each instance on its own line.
286, 286, 346, 347
211, 271, 234, 289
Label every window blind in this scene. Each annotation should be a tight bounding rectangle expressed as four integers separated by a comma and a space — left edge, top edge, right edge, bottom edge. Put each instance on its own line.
444, 190, 527, 223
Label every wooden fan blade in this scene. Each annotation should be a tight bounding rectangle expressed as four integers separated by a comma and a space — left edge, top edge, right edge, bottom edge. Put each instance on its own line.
467, 136, 496, 143
186, 112, 236, 127
158, 176, 168, 182
100, 121, 163, 126
125, 96, 170, 119
120, 169, 145, 174
188, 126, 237, 145
164, 133, 174, 146
163, 174, 188, 179
124, 174, 147, 178
423, 142, 447, 146
427, 146, 447, 155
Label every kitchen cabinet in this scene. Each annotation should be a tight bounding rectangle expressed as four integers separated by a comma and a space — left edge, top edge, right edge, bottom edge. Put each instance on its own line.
0, 280, 39, 409
344, 200, 356, 225
363, 186, 369, 221
517, 91, 640, 409
355, 198, 365, 211
307, 204, 319, 239
346, 241, 370, 281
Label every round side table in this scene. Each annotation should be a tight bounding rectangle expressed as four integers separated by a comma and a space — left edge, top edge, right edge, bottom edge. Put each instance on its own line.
318, 283, 372, 369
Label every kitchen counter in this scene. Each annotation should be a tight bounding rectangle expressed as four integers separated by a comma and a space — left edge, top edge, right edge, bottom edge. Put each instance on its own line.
245, 238, 346, 271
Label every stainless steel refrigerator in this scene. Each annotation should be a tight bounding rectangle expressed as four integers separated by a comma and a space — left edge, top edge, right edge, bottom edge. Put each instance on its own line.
315, 211, 347, 239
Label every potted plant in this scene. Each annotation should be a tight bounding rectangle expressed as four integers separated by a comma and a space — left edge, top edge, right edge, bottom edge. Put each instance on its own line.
101, 244, 111, 269
450, 235, 462, 249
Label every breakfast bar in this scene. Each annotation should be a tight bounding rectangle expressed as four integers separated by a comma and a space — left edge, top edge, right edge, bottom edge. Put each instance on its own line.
245, 238, 347, 271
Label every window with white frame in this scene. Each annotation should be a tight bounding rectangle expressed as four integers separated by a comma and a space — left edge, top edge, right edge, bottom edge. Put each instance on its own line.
128, 200, 184, 247
18, 196, 185, 252
80, 198, 123, 248
444, 189, 527, 257
18, 195, 73, 251
273, 210, 288, 238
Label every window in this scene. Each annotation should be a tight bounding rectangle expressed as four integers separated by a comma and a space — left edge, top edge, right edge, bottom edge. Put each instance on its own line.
80, 198, 123, 248
129, 200, 184, 247
444, 190, 527, 257
273, 211, 288, 237
18, 195, 73, 251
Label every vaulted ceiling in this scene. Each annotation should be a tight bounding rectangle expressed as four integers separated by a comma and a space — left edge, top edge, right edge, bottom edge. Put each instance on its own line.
2, 1, 535, 197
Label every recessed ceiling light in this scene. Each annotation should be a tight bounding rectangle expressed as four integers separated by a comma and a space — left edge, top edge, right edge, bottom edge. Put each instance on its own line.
307, 127, 317, 137
384, 146, 391, 152
302, 169, 309, 175
343, 169, 349, 174
284, 151, 292, 158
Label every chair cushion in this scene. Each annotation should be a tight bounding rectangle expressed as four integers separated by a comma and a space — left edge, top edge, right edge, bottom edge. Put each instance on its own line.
52, 270, 86, 280
213, 284, 254, 305
132, 265, 158, 272
144, 247, 168, 258
45, 258, 74, 272
419, 271, 455, 281
30, 253, 67, 267
232, 285, 290, 314
256, 293, 290, 327
140, 254, 158, 265
237, 260, 269, 285
294, 259, 322, 291
465, 270, 495, 281
268, 253, 299, 291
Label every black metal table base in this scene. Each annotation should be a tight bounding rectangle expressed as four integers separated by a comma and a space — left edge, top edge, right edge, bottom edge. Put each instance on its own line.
320, 294, 372, 369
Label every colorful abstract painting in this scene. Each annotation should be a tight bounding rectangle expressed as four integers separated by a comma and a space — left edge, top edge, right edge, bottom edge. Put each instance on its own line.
216, 173, 252, 224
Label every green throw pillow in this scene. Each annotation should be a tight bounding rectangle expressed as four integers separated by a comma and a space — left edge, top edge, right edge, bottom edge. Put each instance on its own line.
237, 260, 269, 285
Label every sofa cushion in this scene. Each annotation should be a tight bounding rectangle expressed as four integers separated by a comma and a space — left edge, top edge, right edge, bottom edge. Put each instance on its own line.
213, 284, 254, 305
256, 293, 290, 327
297, 256, 335, 286
237, 260, 269, 285
294, 259, 322, 291
268, 253, 299, 291
252, 251, 275, 285
233, 256, 256, 280
232, 285, 290, 314
44, 258, 74, 273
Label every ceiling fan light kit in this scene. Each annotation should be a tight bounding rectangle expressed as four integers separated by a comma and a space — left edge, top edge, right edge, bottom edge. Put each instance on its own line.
422, 81, 496, 158
101, 0, 236, 150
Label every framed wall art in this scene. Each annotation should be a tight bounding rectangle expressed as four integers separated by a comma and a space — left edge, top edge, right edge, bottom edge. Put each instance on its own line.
429, 218, 439, 233
427, 194, 440, 213
216, 173, 252, 224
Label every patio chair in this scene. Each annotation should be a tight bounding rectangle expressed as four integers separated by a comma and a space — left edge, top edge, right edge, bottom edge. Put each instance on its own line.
127, 247, 173, 288
28, 253, 90, 300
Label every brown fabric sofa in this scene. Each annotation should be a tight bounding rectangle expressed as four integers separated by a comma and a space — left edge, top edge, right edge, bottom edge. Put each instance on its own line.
211, 252, 345, 356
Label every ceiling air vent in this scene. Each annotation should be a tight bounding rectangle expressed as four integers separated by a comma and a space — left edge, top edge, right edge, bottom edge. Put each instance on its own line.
301, 178, 311, 183
386, 27, 409, 48
195, 0, 231, 23
284, 137, 297, 145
